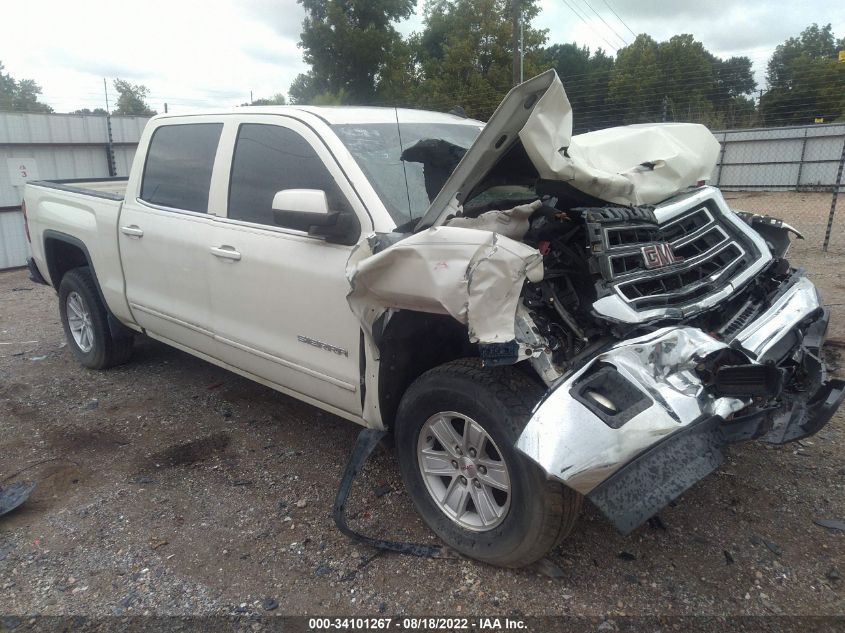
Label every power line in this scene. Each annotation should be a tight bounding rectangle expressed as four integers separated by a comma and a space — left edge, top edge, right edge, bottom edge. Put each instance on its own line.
559, 0, 619, 52
576, 0, 629, 47
600, 0, 637, 38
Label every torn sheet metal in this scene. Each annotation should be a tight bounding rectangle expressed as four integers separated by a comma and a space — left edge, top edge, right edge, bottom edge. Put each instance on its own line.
516, 327, 746, 495
519, 78, 722, 206
445, 200, 541, 241
346, 226, 543, 344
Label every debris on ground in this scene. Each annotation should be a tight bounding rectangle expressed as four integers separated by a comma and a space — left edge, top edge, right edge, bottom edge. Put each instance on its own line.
0, 481, 36, 517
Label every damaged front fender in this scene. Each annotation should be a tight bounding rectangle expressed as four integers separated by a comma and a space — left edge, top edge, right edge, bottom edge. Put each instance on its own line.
346, 226, 543, 345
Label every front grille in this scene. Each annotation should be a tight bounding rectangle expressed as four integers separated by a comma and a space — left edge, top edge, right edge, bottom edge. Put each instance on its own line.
717, 296, 764, 339
589, 201, 760, 314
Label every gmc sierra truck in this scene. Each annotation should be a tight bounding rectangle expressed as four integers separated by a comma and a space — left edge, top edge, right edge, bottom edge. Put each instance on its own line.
23, 71, 844, 568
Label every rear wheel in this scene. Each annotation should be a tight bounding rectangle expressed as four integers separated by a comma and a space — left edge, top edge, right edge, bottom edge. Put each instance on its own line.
58, 267, 134, 369
395, 359, 581, 567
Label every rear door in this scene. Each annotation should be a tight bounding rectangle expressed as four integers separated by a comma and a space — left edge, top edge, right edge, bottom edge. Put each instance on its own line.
118, 119, 225, 357
206, 117, 372, 415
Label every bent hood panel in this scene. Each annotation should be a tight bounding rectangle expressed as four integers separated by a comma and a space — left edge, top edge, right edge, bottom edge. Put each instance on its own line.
523, 118, 722, 206
417, 70, 722, 229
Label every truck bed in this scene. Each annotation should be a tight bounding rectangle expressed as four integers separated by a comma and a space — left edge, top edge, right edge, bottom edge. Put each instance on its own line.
29, 177, 128, 201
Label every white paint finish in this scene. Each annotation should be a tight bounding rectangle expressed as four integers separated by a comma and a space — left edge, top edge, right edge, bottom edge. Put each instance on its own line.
170, 105, 482, 127
24, 184, 134, 323
271, 189, 329, 215
118, 200, 221, 358
21, 90, 815, 438
205, 116, 369, 414
207, 220, 363, 413
519, 75, 721, 206
347, 226, 543, 345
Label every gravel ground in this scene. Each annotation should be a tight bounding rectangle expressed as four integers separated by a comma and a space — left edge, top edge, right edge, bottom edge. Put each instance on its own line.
0, 233, 844, 622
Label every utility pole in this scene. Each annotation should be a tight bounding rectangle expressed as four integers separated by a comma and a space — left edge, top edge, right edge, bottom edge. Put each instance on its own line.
512, 0, 521, 86
103, 78, 116, 177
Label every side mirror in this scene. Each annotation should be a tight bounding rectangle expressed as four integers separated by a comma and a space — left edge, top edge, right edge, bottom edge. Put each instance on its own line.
272, 189, 334, 228
271, 188, 361, 246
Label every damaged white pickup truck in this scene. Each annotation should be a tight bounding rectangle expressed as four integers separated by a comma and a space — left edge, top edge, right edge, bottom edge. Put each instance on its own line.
24, 70, 843, 568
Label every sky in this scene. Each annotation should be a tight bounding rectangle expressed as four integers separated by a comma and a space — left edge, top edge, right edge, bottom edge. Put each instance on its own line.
0, 0, 842, 114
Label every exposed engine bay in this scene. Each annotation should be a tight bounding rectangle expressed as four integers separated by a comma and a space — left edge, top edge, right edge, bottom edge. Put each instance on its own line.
447, 183, 797, 386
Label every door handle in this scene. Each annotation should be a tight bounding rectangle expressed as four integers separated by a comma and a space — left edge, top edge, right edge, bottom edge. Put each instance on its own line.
210, 245, 241, 261
120, 225, 144, 238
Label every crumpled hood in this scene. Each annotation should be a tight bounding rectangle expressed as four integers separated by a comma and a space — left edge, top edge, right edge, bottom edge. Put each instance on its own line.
415, 70, 722, 230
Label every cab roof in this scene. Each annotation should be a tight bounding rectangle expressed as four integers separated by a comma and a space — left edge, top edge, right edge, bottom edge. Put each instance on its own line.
154, 106, 483, 127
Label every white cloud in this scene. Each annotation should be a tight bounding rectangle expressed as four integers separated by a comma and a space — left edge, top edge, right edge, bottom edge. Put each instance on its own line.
0, 0, 308, 112
1, 0, 842, 112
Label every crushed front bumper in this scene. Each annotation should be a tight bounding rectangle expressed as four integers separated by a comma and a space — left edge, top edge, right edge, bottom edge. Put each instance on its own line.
515, 273, 844, 533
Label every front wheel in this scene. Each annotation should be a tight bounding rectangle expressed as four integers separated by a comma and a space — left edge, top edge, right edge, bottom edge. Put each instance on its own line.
395, 359, 581, 567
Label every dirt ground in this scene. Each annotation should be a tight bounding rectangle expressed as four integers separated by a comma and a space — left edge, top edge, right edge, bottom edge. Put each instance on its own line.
1, 205, 844, 623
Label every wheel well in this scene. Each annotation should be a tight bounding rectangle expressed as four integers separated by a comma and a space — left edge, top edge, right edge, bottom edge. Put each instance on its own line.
376, 311, 476, 430
43, 237, 89, 290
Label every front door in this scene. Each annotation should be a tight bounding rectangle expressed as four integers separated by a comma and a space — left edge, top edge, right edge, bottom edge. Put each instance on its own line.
207, 118, 370, 415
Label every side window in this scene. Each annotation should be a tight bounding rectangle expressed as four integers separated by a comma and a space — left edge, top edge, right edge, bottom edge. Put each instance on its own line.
140, 123, 223, 213
228, 123, 350, 227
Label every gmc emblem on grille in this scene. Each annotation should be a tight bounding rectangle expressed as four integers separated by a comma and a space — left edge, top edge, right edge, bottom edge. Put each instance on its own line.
641, 243, 684, 269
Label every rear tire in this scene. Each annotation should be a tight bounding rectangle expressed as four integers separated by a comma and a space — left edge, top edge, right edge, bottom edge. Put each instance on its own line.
58, 267, 134, 369
395, 358, 581, 567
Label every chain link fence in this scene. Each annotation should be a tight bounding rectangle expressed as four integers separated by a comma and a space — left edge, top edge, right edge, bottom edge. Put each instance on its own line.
710, 123, 845, 255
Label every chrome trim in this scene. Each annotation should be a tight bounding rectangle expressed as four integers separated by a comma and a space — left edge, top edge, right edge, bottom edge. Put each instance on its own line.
619, 241, 746, 306
736, 276, 820, 358
135, 197, 215, 218
592, 188, 773, 324
129, 302, 215, 337
516, 274, 823, 494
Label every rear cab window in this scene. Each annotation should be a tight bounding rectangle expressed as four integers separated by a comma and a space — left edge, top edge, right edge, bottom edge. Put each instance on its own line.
140, 123, 223, 213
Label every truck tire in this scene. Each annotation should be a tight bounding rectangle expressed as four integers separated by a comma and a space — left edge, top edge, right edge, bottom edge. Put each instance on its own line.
394, 358, 581, 567
58, 267, 134, 369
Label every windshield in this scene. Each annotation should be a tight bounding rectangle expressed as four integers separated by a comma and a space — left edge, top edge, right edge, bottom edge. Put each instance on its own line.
334, 122, 482, 224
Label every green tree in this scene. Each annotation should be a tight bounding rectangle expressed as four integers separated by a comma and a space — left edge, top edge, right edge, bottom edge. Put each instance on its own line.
242, 93, 287, 106
761, 23, 845, 125
707, 55, 757, 128
290, 0, 416, 104
542, 43, 614, 131
407, 0, 547, 120
112, 79, 156, 116
0, 62, 53, 113
607, 34, 755, 127
71, 108, 108, 116
607, 34, 662, 123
